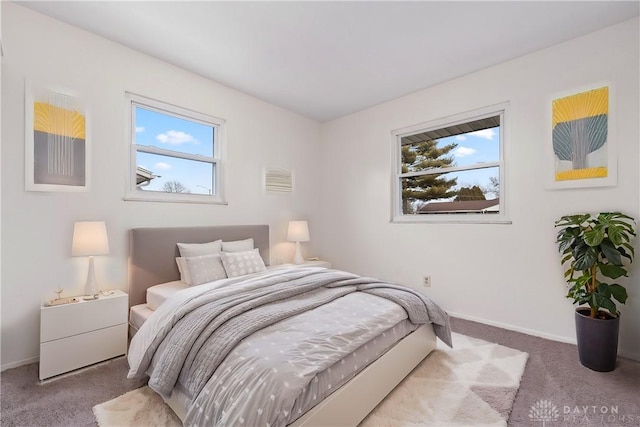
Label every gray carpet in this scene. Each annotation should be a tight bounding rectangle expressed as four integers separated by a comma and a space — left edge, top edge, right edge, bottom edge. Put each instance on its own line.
450, 318, 640, 426
0, 358, 145, 426
1, 318, 638, 426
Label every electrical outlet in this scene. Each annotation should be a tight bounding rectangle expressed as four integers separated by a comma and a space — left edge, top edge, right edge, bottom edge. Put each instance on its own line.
423, 276, 431, 287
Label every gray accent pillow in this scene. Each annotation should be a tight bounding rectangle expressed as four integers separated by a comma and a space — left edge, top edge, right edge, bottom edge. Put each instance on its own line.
221, 238, 254, 252
177, 240, 223, 258
221, 248, 266, 278
183, 254, 228, 286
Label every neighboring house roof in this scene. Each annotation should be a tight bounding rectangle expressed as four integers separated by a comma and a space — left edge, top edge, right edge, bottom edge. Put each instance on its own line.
136, 166, 160, 186
418, 198, 500, 214
401, 116, 500, 145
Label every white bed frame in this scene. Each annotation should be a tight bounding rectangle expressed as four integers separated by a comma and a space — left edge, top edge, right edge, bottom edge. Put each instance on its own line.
162, 325, 436, 426
129, 225, 438, 426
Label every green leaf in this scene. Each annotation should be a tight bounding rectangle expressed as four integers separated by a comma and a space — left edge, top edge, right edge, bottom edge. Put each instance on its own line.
599, 297, 618, 315
608, 224, 625, 246
576, 296, 590, 305
557, 236, 575, 254
576, 274, 591, 285
596, 282, 612, 298
561, 253, 573, 265
555, 215, 585, 228
567, 285, 589, 303
578, 214, 592, 224
573, 245, 597, 270
600, 239, 622, 265
622, 243, 635, 260
598, 263, 627, 279
609, 284, 628, 304
584, 227, 605, 246
556, 227, 579, 253
609, 212, 636, 227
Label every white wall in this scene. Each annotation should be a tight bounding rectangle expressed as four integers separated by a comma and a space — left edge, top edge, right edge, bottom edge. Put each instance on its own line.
1, 3, 321, 369
318, 18, 640, 360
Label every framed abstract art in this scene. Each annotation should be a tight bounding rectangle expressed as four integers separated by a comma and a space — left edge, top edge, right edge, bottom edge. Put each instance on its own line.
25, 80, 90, 192
547, 84, 616, 189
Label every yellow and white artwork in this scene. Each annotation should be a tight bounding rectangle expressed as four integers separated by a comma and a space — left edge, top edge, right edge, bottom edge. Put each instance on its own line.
552, 86, 610, 183
25, 82, 90, 192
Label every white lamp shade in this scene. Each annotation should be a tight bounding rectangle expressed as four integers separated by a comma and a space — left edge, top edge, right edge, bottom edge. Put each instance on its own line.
287, 221, 310, 242
72, 221, 110, 256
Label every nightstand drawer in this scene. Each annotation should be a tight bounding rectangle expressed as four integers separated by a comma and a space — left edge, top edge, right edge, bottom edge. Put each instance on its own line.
39, 323, 127, 379
40, 291, 128, 342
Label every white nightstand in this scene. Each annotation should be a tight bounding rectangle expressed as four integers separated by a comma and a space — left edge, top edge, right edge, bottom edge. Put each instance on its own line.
39, 290, 128, 380
274, 260, 332, 269
301, 259, 332, 269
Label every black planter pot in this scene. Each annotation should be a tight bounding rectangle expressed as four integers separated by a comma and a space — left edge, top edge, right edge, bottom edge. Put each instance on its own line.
575, 308, 620, 372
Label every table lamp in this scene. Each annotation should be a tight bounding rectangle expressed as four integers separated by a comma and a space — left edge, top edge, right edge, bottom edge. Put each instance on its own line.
72, 221, 110, 296
287, 220, 310, 264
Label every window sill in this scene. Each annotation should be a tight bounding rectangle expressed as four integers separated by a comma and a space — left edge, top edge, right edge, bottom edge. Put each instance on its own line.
391, 215, 512, 225
124, 192, 227, 205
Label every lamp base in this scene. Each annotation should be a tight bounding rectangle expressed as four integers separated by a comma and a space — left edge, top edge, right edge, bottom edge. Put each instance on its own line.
293, 241, 304, 264
85, 256, 99, 296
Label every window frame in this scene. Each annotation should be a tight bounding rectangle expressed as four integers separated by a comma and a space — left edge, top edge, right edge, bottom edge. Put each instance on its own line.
124, 92, 226, 204
391, 102, 510, 224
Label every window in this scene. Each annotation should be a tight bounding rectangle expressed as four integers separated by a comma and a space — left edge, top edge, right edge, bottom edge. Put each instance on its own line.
392, 104, 509, 223
125, 93, 226, 204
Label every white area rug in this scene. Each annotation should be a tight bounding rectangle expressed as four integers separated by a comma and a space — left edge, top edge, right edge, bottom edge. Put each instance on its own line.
93, 385, 181, 427
360, 332, 528, 426
94, 332, 528, 427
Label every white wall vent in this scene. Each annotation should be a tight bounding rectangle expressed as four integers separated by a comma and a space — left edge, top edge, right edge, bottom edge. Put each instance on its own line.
264, 167, 293, 193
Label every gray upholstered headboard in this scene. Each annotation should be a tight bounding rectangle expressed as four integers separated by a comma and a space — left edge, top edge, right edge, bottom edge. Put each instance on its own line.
128, 225, 270, 307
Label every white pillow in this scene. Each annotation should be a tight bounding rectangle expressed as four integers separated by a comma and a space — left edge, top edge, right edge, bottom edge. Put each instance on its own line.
221, 238, 254, 253
177, 240, 222, 258
183, 254, 228, 286
221, 248, 266, 278
175, 257, 193, 285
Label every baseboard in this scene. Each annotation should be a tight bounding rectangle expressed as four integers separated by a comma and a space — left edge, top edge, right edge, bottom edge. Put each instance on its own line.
448, 311, 577, 345
1, 356, 39, 372
618, 349, 640, 361
449, 311, 640, 362
37, 356, 126, 384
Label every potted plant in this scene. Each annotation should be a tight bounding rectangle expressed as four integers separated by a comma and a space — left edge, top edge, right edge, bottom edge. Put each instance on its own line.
555, 212, 635, 371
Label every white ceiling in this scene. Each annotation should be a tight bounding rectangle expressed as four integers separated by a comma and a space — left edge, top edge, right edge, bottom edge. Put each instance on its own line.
16, 1, 640, 122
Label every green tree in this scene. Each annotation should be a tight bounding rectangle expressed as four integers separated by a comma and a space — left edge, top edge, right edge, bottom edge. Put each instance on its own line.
401, 139, 458, 213
455, 185, 486, 201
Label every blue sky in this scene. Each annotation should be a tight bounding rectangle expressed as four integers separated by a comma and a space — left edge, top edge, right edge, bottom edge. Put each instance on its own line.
437, 126, 500, 199
135, 107, 215, 194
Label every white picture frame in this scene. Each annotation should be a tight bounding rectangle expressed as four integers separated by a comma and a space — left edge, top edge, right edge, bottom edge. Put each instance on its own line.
25, 79, 90, 192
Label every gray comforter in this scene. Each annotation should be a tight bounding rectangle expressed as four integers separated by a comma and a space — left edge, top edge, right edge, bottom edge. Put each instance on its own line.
128, 267, 451, 426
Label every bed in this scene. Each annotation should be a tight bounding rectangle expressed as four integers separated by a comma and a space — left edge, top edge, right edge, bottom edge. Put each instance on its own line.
127, 225, 451, 427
